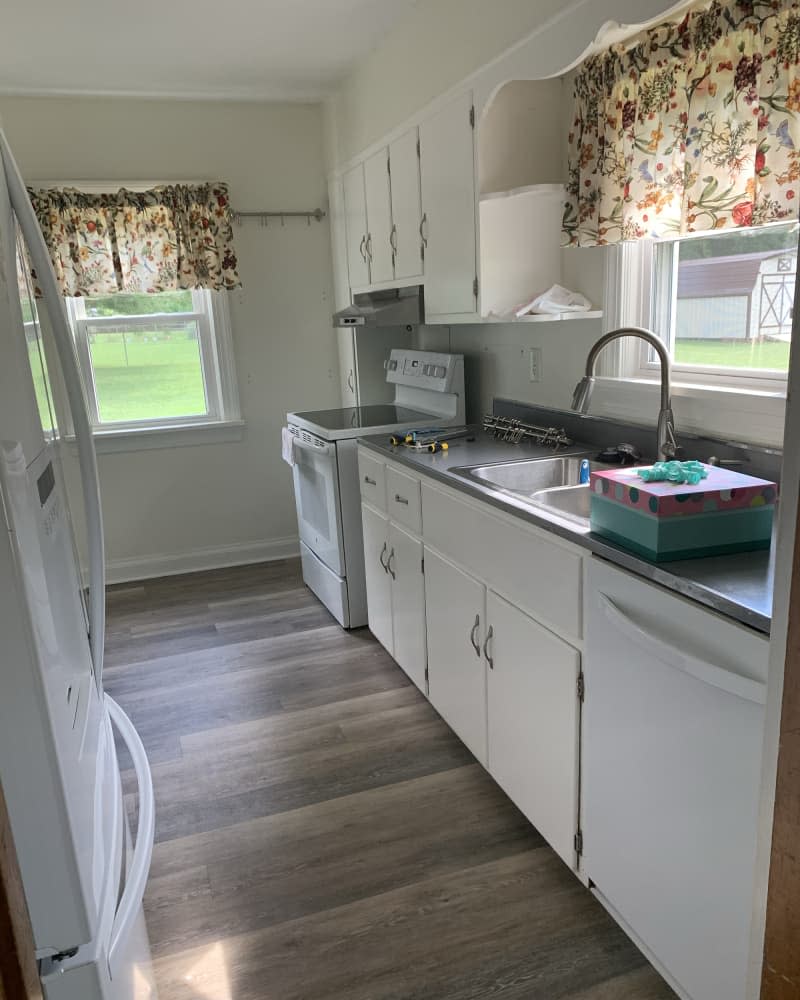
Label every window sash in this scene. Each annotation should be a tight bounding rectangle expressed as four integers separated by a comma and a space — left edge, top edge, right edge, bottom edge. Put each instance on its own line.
66, 289, 230, 430
637, 240, 790, 388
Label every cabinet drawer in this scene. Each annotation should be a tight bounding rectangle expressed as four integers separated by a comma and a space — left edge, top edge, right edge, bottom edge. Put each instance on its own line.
387, 466, 422, 534
422, 481, 582, 640
359, 452, 386, 510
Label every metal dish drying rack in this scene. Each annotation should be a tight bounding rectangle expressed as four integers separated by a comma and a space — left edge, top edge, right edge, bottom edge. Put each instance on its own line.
483, 414, 573, 449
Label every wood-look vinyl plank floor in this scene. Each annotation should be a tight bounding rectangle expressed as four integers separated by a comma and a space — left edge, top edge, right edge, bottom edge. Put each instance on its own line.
105, 560, 675, 1000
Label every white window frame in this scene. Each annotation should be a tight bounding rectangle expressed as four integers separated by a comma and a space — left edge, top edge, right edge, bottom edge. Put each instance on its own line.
636, 232, 794, 394
64, 288, 242, 446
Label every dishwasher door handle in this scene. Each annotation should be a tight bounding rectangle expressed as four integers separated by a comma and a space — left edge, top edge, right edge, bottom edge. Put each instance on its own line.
597, 593, 767, 705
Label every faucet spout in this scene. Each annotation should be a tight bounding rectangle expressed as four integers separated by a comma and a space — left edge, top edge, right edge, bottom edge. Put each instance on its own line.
571, 326, 677, 462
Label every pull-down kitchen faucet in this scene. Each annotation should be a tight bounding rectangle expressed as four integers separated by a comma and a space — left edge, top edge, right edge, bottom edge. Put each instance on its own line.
571, 326, 678, 462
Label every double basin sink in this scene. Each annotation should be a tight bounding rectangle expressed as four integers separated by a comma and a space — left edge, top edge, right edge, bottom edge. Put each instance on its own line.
451, 454, 607, 527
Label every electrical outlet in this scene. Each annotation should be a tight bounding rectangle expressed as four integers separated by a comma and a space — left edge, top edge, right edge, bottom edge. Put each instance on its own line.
529, 347, 542, 383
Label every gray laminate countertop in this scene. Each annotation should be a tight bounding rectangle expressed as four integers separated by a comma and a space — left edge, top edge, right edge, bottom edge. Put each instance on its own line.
358, 430, 775, 635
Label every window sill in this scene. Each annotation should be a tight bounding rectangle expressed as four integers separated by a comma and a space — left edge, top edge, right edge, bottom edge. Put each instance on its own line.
63, 419, 246, 455
626, 376, 787, 402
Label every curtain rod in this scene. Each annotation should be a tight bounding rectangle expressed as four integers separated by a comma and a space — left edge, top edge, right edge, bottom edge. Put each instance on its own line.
232, 208, 326, 225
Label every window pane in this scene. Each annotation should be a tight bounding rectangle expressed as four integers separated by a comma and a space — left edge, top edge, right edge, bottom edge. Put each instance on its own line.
16, 240, 56, 433
84, 290, 193, 318
86, 320, 208, 423
673, 224, 797, 373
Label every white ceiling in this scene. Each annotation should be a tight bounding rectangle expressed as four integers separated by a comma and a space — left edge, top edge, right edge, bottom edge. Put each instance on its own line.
0, 0, 419, 101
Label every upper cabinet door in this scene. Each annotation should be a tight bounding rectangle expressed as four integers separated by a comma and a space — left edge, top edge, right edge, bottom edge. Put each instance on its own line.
343, 163, 370, 290
389, 128, 423, 281
363, 148, 394, 285
327, 174, 352, 312
419, 91, 478, 318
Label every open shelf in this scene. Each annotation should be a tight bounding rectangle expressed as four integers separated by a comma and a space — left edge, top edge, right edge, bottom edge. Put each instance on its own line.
480, 310, 603, 324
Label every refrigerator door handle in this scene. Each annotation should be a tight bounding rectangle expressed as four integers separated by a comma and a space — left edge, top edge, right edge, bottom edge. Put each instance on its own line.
0, 131, 106, 688
105, 696, 155, 969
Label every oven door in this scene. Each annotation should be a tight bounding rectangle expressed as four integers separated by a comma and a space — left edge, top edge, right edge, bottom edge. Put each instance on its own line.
291, 429, 346, 576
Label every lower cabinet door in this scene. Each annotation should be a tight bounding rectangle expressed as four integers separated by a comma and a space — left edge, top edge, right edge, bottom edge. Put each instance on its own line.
486, 590, 580, 867
361, 503, 393, 654
424, 548, 487, 765
388, 522, 427, 693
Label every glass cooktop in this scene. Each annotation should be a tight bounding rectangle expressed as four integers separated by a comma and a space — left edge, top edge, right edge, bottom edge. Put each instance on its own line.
291, 405, 435, 433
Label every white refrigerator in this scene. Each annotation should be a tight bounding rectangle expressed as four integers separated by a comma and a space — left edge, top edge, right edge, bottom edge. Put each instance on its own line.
0, 130, 157, 998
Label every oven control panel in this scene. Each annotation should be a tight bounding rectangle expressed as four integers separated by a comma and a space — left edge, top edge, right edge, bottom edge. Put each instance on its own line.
385, 349, 461, 392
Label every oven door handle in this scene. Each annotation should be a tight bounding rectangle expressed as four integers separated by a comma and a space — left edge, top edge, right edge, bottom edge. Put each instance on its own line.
291, 436, 334, 458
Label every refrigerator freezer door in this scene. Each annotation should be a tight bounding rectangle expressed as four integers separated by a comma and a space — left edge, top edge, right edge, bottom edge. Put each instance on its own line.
41, 706, 157, 1000
1, 129, 107, 690
0, 440, 111, 953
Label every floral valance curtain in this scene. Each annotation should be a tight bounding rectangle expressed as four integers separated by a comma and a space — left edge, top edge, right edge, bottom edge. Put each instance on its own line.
563, 0, 800, 246
27, 182, 241, 296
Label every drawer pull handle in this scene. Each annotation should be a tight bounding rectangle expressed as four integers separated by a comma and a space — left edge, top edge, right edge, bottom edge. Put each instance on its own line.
364, 476, 377, 486
469, 614, 481, 656
394, 494, 409, 505
387, 548, 396, 580
379, 542, 389, 573
483, 625, 494, 670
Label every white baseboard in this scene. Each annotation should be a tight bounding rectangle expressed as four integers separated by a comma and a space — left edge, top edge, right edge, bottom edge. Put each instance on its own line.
103, 535, 300, 585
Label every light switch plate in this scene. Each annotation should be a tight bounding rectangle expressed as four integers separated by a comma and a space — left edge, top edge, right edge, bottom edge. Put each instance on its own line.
529, 347, 542, 383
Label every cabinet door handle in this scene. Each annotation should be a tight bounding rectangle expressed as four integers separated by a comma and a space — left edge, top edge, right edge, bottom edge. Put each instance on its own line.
419, 213, 428, 248
469, 614, 481, 657
364, 475, 376, 486
387, 548, 396, 580
379, 542, 389, 573
347, 369, 355, 392
365, 233, 373, 262
390, 223, 398, 252
483, 625, 494, 669
394, 494, 409, 505
359, 235, 367, 262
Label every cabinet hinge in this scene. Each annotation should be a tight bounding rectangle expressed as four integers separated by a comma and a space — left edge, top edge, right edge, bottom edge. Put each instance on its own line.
421, 556, 425, 574
574, 829, 584, 857
577, 672, 585, 703
473, 275, 479, 299
425, 665, 430, 682
416, 137, 421, 158
469, 105, 475, 129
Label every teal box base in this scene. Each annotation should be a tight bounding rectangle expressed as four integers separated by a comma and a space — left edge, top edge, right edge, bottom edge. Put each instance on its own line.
590, 494, 774, 562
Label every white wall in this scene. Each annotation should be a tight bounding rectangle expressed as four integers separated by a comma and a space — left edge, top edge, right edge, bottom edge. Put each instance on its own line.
325, 0, 569, 168
0, 96, 338, 579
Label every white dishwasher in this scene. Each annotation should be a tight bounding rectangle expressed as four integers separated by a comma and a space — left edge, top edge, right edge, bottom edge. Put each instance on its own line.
583, 558, 768, 1000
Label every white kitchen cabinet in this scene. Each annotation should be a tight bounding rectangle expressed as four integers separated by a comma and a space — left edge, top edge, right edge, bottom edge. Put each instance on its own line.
361, 502, 393, 653
388, 521, 426, 692
343, 163, 370, 290
336, 328, 357, 405
419, 90, 478, 319
389, 128, 423, 281
486, 590, 580, 867
327, 174, 351, 311
424, 547, 487, 765
363, 148, 394, 284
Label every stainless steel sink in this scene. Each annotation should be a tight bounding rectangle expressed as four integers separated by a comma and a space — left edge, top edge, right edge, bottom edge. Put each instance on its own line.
529, 484, 591, 526
454, 455, 601, 496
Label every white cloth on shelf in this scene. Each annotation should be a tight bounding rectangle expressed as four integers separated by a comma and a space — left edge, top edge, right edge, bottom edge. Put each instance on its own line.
516, 284, 592, 317
281, 427, 295, 468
